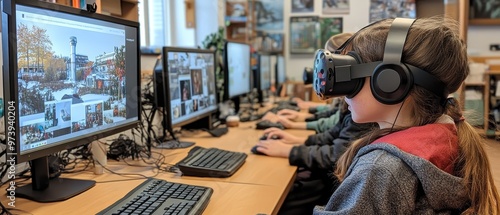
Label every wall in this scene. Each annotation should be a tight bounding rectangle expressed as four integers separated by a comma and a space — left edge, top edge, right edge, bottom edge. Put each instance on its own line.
194, 1, 220, 47
283, 0, 371, 81
468, 26, 500, 56
170, 0, 196, 48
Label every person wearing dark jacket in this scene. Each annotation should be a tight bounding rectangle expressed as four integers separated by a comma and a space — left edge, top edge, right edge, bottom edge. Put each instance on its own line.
255, 100, 375, 214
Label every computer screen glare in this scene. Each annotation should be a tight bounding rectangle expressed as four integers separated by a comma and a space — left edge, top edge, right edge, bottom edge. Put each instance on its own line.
226, 42, 251, 98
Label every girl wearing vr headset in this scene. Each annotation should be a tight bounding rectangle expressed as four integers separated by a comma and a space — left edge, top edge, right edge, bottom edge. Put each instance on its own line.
312, 17, 500, 214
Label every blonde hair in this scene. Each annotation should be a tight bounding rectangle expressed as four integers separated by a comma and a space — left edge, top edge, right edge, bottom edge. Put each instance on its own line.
334, 16, 500, 214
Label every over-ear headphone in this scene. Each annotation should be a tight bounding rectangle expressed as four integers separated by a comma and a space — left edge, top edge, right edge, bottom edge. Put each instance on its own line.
313, 18, 448, 105
303, 67, 313, 84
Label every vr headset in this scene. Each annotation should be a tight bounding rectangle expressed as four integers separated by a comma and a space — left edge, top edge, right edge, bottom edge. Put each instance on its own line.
312, 18, 448, 105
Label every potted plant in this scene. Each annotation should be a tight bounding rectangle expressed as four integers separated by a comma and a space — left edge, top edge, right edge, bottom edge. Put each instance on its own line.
202, 27, 225, 102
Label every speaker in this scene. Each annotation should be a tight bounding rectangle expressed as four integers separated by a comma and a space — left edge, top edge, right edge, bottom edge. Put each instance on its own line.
312, 18, 448, 105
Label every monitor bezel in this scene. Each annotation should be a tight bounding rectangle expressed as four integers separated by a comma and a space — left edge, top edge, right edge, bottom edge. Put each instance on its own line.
223, 40, 252, 100
2, 0, 142, 164
161, 46, 218, 129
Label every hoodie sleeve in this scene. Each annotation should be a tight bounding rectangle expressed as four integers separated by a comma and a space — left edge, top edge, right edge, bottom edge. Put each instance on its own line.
306, 111, 341, 133
290, 113, 372, 170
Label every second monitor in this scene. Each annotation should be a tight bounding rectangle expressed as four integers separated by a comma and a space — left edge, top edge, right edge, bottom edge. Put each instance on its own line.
224, 41, 252, 113
154, 47, 218, 148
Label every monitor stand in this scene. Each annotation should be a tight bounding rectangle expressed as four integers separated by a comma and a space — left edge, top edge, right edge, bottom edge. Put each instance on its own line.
155, 139, 194, 149
16, 156, 95, 202
155, 127, 194, 149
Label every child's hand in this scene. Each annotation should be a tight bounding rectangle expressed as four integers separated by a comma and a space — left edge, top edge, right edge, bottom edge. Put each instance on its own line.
277, 109, 300, 120
264, 128, 303, 145
261, 112, 279, 122
255, 140, 293, 158
276, 115, 298, 129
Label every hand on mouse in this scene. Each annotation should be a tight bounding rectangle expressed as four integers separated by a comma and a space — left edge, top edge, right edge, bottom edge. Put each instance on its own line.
255, 139, 293, 158
277, 109, 300, 120
277, 109, 313, 121
276, 115, 306, 129
261, 112, 279, 123
263, 128, 306, 145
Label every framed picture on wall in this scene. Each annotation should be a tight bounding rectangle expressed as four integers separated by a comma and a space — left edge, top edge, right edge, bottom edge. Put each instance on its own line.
253, 31, 284, 53
320, 17, 343, 48
369, 0, 416, 23
292, 0, 314, 13
254, 0, 284, 30
289, 16, 321, 54
323, 0, 350, 14
469, 0, 500, 25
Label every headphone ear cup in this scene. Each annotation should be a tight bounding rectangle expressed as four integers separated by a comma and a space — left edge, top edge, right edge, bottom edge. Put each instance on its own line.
347, 51, 363, 63
371, 63, 413, 104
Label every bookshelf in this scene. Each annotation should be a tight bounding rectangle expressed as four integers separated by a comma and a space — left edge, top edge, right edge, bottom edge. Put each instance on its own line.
54, 0, 138, 22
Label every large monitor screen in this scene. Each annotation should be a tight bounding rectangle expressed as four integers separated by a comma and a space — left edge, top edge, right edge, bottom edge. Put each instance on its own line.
224, 41, 251, 99
276, 55, 286, 85
11, 3, 139, 159
259, 54, 271, 90
2, 0, 140, 201
163, 47, 218, 128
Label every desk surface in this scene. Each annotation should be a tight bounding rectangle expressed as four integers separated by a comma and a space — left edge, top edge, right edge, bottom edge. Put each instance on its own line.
2, 121, 314, 215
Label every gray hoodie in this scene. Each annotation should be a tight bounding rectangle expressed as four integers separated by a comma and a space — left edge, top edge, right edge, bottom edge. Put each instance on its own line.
313, 142, 469, 214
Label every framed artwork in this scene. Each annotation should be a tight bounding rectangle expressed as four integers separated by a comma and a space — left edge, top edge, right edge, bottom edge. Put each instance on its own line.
254, 0, 284, 31
289, 16, 321, 54
322, 0, 350, 14
369, 0, 416, 23
469, 0, 500, 25
292, 0, 314, 13
253, 31, 284, 53
320, 17, 343, 48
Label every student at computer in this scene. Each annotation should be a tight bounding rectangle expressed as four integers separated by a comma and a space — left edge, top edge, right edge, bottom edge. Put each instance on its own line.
256, 99, 376, 214
312, 17, 500, 214
263, 109, 339, 133
289, 33, 353, 113
261, 33, 353, 133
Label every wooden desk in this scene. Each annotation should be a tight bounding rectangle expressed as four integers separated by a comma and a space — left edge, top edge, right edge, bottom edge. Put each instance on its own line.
1, 122, 314, 215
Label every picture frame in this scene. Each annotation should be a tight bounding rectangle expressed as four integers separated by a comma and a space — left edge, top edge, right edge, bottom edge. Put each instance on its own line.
319, 17, 343, 48
289, 16, 321, 54
252, 31, 284, 53
469, 0, 500, 25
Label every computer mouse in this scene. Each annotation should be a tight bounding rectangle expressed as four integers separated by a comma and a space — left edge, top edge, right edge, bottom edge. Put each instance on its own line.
259, 134, 269, 141
255, 120, 285, 130
259, 133, 281, 141
251, 145, 265, 155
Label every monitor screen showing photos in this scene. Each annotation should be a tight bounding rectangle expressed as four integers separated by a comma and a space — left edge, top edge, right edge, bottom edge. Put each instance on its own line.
165, 49, 217, 127
14, 3, 139, 154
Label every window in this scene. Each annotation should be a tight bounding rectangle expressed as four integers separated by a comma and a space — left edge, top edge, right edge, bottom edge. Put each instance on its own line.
138, 0, 171, 48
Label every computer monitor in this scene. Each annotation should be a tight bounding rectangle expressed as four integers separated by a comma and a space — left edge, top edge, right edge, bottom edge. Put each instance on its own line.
2, 0, 140, 202
276, 55, 286, 86
275, 55, 286, 96
153, 47, 218, 148
224, 41, 251, 99
224, 41, 251, 113
259, 54, 271, 91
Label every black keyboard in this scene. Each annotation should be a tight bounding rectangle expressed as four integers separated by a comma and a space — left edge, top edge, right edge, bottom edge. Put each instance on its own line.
97, 178, 213, 215
176, 146, 247, 178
